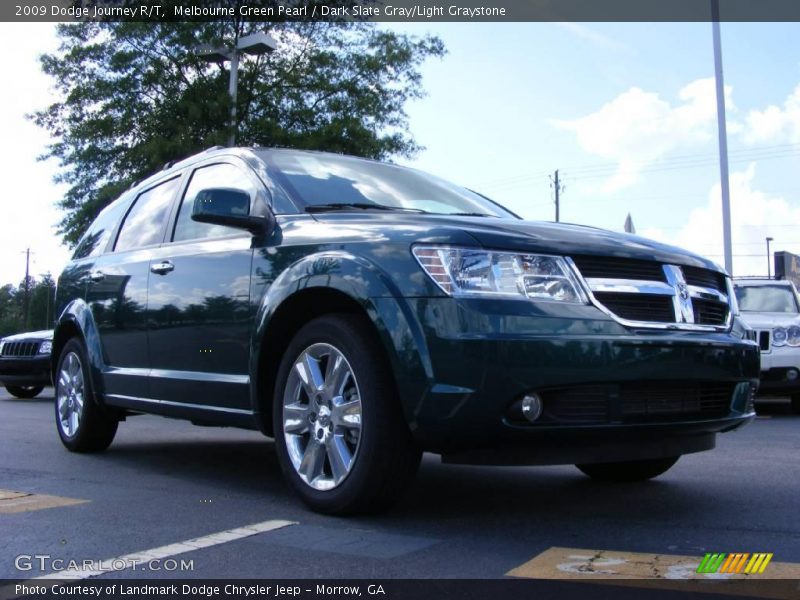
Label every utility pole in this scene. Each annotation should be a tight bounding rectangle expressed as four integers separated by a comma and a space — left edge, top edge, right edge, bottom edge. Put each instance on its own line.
712, 0, 733, 275
23, 248, 31, 330
550, 169, 564, 222
766, 237, 774, 278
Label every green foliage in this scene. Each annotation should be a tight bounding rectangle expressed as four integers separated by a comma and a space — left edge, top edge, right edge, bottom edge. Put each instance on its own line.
33, 17, 445, 246
0, 275, 57, 337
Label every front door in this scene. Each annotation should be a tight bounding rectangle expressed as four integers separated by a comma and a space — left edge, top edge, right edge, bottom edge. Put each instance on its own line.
146, 161, 259, 410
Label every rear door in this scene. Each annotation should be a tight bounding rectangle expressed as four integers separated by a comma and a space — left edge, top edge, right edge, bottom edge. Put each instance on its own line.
145, 159, 262, 411
87, 175, 182, 399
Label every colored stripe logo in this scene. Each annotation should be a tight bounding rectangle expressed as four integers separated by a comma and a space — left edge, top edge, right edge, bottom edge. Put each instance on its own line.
697, 553, 773, 574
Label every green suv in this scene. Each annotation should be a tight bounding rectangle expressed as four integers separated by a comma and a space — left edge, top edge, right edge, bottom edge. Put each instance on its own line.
52, 147, 759, 514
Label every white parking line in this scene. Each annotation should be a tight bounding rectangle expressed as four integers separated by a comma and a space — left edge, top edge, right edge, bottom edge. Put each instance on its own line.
34, 519, 297, 580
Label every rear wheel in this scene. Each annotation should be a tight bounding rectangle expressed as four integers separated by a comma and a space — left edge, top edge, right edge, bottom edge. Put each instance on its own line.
5, 385, 44, 399
576, 457, 680, 482
55, 338, 118, 452
273, 314, 421, 515
791, 394, 800, 415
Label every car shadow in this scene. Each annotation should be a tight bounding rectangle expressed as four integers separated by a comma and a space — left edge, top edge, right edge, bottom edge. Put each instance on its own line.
1, 390, 54, 404
99, 431, 720, 528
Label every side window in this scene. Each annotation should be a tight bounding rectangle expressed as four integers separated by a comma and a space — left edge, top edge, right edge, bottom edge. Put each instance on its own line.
173, 163, 257, 243
115, 177, 180, 252
72, 197, 131, 260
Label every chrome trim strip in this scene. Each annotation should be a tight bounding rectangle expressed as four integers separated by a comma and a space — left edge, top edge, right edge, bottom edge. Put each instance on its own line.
565, 257, 733, 332
105, 393, 254, 415
585, 278, 674, 295
105, 367, 248, 385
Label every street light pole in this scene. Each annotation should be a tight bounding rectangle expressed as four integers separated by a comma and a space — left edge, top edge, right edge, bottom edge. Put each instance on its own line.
766, 236, 774, 278
227, 47, 239, 147
196, 32, 278, 147
711, 0, 733, 276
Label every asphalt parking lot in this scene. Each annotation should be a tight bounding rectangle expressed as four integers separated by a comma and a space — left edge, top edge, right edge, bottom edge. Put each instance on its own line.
1, 388, 799, 584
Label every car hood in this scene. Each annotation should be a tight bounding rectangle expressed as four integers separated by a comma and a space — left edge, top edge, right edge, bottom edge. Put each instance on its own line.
311, 213, 725, 273
0, 329, 53, 342
738, 313, 800, 329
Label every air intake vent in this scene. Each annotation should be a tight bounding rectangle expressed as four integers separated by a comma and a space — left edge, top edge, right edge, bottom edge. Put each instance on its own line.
692, 298, 729, 326
571, 256, 666, 282
593, 292, 675, 323
683, 266, 727, 292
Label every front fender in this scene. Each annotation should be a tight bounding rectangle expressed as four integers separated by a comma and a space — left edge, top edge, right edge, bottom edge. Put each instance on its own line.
52, 299, 107, 396
251, 251, 433, 429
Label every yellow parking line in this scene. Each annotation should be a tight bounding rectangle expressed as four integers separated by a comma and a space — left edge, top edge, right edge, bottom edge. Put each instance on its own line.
0, 488, 88, 514
507, 547, 800, 600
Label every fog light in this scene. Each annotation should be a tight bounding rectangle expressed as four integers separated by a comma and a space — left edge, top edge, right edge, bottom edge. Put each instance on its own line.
521, 393, 543, 423
787, 369, 798, 381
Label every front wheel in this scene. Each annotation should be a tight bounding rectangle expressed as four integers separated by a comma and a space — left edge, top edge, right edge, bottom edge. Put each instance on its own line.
55, 338, 119, 453
576, 457, 680, 482
273, 314, 421, 515
5, 385, 44, 399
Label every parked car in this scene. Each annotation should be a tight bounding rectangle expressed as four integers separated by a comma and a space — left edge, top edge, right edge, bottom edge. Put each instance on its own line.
734, 277, 800, 413
52, 147, 759, 514
0, 329, 53, 398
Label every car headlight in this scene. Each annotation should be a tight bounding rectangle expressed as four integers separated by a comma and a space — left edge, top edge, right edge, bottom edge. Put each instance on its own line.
787, 326, 800, 347
412, 246, 588, 303
38, 340, 52, 355
773, 327, 788, 347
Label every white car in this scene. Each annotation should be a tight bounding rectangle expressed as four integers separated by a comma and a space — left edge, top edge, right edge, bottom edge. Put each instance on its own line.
734, 278, 800, 413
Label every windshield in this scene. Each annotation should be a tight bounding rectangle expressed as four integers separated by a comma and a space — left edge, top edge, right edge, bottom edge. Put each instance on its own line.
261, 150, 517, 218
735, 284, 799, 313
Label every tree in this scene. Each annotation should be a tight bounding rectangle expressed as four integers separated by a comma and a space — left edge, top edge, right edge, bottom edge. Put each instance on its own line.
33, 13, 445, 246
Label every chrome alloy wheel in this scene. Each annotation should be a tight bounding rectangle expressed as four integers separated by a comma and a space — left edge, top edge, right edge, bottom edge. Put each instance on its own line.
282, 343, 363, 491
57, 351, 85, 437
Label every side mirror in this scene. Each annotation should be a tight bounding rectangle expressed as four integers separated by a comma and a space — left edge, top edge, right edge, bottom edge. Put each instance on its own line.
191, 188, 273, 235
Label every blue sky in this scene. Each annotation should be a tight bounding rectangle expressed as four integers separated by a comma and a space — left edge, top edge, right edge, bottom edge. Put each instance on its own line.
1, 21, 799, 285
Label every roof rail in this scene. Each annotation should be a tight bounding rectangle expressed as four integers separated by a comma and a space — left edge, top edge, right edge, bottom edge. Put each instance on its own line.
162, 160, 175, 171
204, 145, 225, 153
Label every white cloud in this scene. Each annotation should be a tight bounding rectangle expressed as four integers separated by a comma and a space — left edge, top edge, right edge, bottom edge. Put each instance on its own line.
640, 164, 800, 276
742, 82, 800, 144
554, 78, 733, 192
0, 23, 69, 287
555, 23, 633, 54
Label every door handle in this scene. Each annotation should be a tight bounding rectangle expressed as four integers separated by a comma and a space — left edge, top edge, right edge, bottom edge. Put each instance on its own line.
89, 270, 105, 282
150, 260, 175, 275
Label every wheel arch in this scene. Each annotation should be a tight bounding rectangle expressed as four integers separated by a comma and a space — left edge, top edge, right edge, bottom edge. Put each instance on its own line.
250, 253, 432, 437
51, 299, 106, 397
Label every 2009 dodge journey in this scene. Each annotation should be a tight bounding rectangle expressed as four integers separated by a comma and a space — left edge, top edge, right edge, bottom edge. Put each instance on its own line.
52, 147, 760, 514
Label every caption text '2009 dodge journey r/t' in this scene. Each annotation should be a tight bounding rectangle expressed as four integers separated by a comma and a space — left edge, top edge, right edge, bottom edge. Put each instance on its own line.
52, 147, 759, 514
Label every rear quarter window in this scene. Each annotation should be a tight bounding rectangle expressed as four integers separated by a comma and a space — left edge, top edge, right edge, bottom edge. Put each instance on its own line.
72, 197, 132, 260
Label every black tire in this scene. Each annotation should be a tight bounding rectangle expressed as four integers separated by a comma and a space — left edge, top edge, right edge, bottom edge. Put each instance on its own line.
791, 394, 800, 415
273, 313, 421, 515
5, 385, 44, 399
54, 338, 118, 453
576, 456, 680, 482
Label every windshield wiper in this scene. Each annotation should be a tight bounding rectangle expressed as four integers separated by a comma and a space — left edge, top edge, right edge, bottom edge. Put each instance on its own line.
305, 202, 427, 214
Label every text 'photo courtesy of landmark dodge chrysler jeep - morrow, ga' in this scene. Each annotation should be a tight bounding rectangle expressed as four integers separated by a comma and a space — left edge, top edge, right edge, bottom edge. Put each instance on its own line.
52, 147, 759, 514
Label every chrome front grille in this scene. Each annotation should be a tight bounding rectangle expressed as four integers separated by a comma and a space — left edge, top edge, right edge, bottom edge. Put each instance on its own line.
569, 256, 731, 330
0, 341, 40, 357
757, 330, 771, 352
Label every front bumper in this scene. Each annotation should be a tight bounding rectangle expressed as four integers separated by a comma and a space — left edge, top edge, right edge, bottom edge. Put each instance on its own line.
387, 298, 760, 464
756, 347, 800, 396
0, 355, 52, 387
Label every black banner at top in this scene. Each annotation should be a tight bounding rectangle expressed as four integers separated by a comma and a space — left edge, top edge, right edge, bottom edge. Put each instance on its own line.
5, 0, 800, 23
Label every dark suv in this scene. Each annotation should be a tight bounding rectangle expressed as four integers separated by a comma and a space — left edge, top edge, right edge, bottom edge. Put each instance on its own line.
53, 147, 759, 514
